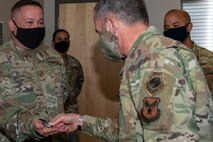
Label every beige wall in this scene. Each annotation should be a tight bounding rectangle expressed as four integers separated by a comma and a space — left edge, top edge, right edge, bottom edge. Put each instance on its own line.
0, 0, 19, 42
145, 0, 181, 33
43, 0, 55, 46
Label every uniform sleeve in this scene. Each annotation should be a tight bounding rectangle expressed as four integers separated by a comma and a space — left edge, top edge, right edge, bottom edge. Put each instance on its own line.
73, 62, 84, 97
180, 50, 212, 141
81, 115, 119, 141
119, 59, 196, 141
118, 48, 212, 141
0, 95, 50, 141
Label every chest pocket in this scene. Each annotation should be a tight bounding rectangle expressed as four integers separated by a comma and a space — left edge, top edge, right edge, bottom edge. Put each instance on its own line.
35, 59, 62, 97
35, 58, 64, 115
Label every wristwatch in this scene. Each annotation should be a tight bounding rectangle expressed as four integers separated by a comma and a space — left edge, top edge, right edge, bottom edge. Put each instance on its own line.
78, 115, 83, 131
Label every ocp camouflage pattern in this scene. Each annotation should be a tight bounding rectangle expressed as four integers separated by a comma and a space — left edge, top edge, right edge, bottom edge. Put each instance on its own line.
81, 26, 213, 142
63, 54, 84, 114
0, 39, 66, 141
193, 43, 213, 94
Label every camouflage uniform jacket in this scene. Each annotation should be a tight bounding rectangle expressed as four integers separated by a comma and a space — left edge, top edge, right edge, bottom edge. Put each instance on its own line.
63, 54, 84, 114
52, 55, 84, 142
0, 39, 66, 142
81, 26, 213, 142
192, 43, 213, 94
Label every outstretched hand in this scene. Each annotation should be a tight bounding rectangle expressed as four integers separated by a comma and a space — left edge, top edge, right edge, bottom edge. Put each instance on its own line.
33, 119, 58, 137
48, 113, 80, 133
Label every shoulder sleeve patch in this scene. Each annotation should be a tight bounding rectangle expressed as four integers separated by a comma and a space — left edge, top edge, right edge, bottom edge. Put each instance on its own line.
145, 72, 165, 96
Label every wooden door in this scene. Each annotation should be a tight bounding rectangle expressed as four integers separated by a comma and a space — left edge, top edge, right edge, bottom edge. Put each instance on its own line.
58, 3, 123, 142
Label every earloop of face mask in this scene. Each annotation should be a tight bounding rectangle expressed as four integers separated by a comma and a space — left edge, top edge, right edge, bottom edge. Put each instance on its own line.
99, 30, 125, 62
185, 22, 190, 27
12, 19, 19, 28
110, 33, 117, 42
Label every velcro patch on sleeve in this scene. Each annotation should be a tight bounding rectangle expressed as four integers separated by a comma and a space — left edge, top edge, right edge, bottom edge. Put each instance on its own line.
141, 97, 161, 123
139, 69, 177, 132
145, 72, 165, 96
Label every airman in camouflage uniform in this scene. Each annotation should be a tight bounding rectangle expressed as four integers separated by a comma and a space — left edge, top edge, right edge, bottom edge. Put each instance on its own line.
163, 9, 213, 94
79, 26, 212, 142
0, 0, 67, 141
49, 0, 213, 141
0, 40, 66, 141
52, 29, 84, 142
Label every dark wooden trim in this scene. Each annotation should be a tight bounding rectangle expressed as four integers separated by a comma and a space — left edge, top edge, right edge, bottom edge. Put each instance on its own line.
55, 0, 98, 30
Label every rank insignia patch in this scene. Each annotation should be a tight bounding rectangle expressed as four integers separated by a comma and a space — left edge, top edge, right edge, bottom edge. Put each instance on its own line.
145, 72, 165, 96
141, 97, 161, 123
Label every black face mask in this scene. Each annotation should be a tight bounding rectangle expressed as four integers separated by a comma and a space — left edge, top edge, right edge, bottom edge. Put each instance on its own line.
54, 41, 69, 53
12, 20, 45, 50
163, 23, 189, 42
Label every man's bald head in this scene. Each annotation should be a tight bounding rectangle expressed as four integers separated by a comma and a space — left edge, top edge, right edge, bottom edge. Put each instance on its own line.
164, 9, 191, 31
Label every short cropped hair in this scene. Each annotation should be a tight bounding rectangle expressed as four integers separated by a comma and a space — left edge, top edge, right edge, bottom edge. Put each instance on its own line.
11, 0, 43, 17
52, 29, 70, 41
94, 0, 149, 25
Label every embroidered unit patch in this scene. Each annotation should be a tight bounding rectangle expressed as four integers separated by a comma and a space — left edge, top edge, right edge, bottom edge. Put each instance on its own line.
145, 72, 165, 96
141, 97, 161, 123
